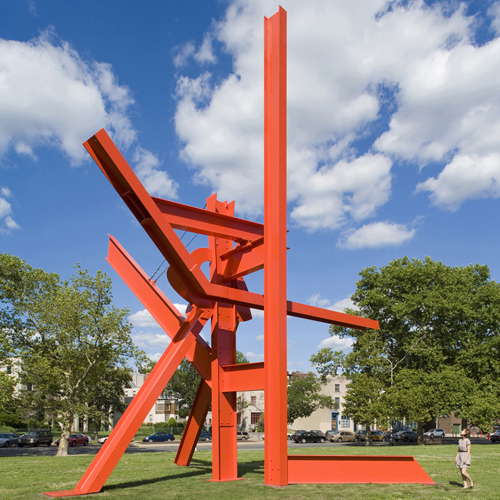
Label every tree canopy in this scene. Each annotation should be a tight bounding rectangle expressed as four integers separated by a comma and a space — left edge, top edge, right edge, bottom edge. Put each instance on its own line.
312, 257, 500, 440
0, 253, 138, 455
287, 372, 334, 424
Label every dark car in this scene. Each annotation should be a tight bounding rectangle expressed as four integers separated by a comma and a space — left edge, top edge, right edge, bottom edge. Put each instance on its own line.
490, 431, 500, 443
143, 432, 175, 443
393, 430, 418, 442
292, 431, 323, 443
18, 430, 53, 447
311, 430, 326, 442
0, 433, 20, 447
199, 430, 212, 441
354, 430, 367, 442
54, 433, 89, 447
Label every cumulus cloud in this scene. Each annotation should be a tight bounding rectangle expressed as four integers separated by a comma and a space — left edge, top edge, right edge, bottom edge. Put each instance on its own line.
194, 34, 217, 64
0, 30, 136, 164
308, 293, 358, 312
133, 147, 179, 198
416, 154, 500, 210
0, 187, 20, 233
245, 351, 264, 361
173, 0, 488, 229
255, 334, 264, 341
129, 309, 160, 329
130, 304, 187, 329
173, 41, 196, 68
338, 221, 416, 249
132, 331, 171, 350
318, 336, 354, 350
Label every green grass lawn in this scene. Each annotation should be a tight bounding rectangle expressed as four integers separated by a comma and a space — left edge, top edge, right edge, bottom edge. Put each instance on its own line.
1, 445, 498, 500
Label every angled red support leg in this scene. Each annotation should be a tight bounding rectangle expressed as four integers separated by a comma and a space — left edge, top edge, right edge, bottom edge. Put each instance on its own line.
43, 306, 205, 498
175, 379, 212, 466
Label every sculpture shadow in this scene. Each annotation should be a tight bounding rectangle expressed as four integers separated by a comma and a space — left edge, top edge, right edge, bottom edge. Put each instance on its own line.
103, 458, 265, 492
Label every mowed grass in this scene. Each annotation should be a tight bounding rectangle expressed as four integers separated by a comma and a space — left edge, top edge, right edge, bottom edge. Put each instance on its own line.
1, 444, 499, 500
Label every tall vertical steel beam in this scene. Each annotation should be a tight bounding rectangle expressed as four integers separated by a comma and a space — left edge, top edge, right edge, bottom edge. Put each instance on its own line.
263, 6, 288, 487
207, 196, 239, 482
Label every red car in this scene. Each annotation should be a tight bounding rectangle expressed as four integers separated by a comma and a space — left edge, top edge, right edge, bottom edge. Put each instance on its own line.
55, 433, 89, 447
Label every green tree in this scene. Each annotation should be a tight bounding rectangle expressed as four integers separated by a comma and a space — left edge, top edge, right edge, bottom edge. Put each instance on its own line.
287, 372, 334, 424
0, 254, 140, 456
316, 257, 500, 438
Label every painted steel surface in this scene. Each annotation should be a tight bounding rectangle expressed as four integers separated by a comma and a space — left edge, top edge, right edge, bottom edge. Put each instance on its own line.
288, 455, 435, 484
44, 6, 433, 497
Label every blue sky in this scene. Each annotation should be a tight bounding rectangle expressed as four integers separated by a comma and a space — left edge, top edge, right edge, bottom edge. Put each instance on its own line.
2, 0, 500, 371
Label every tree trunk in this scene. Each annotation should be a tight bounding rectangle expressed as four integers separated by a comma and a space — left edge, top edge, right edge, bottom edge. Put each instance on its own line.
365, 425, 372, 446
416, 421, 425, 445
56, 417, 72, 456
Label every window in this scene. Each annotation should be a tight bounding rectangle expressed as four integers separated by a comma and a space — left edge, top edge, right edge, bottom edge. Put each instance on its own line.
341, 415, 350, 427
335, 397, 340, 408
6, 366, 11, 375
251, 396, 257, 406
26, 384, 33, 391
335, 384, 340, 392
251, 412, 262, 425
156, 401, 165, 414
237, 413, 241, 425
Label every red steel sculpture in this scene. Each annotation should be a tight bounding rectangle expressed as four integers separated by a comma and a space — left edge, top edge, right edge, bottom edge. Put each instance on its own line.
44, 7, 433, 497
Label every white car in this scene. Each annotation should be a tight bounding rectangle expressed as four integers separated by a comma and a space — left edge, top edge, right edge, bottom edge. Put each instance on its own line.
423, 428, 445, 438
98, 436, 134, 444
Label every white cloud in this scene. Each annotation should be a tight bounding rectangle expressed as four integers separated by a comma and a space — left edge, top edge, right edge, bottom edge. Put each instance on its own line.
250, 308, 264, 319
0, 30, 136, 164
416, 154, 500, 211
194, 35, 217, 64
173, 42, 196, 68
245, 351, 263, 361
173, 0, 483, 228
132, 331, 171, 350
318, 336, 354, 350
308, 293, 358, 313
0, 187, 20, 233
129, 309, 160, 329
255, 334, 264, 341
174, 303, 188, 316
338, 221, 416, 249
133, 147, 179, 198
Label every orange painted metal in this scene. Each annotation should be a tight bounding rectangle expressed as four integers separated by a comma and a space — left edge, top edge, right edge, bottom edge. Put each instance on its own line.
44, 6, 435, 497
207, 196, 239, 482
263, 6, 288, 487
175, 379, 212, 466
221, 362, 265, 392
288, 455, 435, 484
106, 235, 212, 382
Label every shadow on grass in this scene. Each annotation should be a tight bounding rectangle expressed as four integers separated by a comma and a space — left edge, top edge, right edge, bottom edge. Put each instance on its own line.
103, 458, 265, 493
104, 461, 212, 492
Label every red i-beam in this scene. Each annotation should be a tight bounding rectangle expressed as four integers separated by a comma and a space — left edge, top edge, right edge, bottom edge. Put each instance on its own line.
43, 6, 433, 497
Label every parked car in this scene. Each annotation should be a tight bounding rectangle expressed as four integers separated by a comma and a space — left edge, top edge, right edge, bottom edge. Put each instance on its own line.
143, 432, 175, 443
236, 431, 250, 440
392, 430, 418, 442
423, 428, 445, 439
289, 430, 306, 441
311, 430, 326, 439
54, 433, 89, 447
326, 430, 355, 443
18, 430, 53, 447
0, 433, 20, 447
354, 430, 367, 442
292, 431, 324, 443
490, 431, 500, 443
370, 430, 387, 442
98, 436, 135, 444
199, 431, 212, 441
